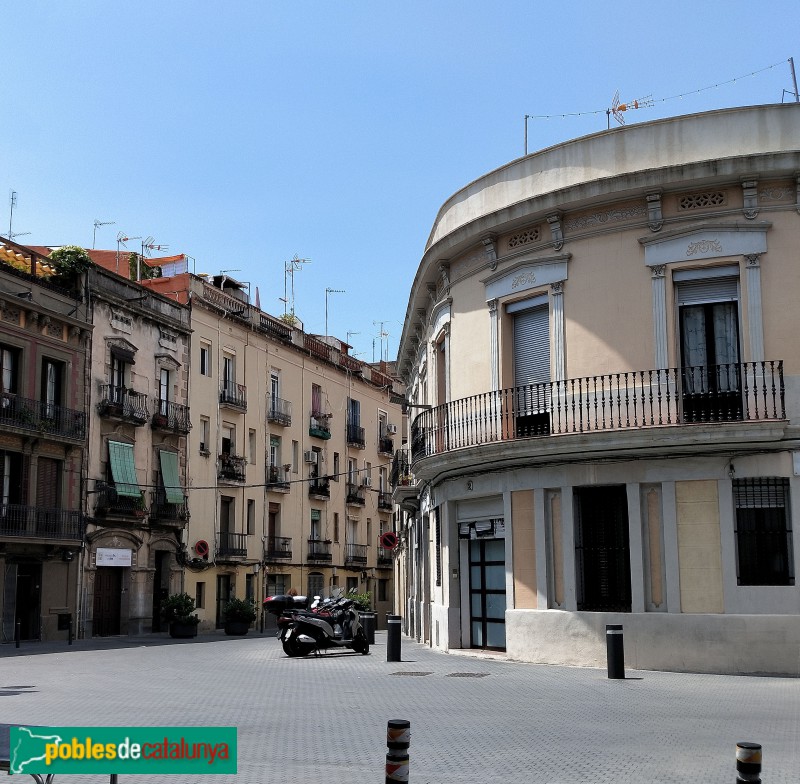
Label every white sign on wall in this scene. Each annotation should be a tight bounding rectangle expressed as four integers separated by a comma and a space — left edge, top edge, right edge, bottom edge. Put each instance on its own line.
96, 547, 132, 567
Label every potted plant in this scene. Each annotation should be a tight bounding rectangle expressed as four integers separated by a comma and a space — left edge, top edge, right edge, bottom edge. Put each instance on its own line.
222, 597, 257, 636
161, 592, 200, 638
48, 245, 92, 287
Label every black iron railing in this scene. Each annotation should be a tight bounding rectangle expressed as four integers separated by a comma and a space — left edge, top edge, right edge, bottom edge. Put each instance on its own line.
347, 423, 366, 448
0, 394, 86, 440
390, 448, 413, 488
309, 415, 331, 439
218, 531, 248, 557
411, 361, 785, 461
378, 491, 393, 510
377, 552, 393, 568
345, 543, 368, 565
267, 395, 292, 426
267, 464, 290, 489
151, 400, 191, 433
94, 488, 147, 518
149, 490, 189, 523
0, 505, 83, 540
219, 454, 247, 482
265, 536, 292, 560
219, 383, 247, 410
98, 385, 149, 424
378, 436, 394, 455
346, 483, 365, 505
307, 539, 332, 561
309, 478, 331, 498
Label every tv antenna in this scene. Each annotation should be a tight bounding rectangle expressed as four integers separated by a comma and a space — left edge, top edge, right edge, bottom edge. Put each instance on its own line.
608, 90, 654, 128
9, 231, 31, 240
93, 219, 116, 248
116, 232, 141, 275
373, 320, 390, 363
283, 255, 311, 317
8, 191, 17, 238
325, 288, 345, 338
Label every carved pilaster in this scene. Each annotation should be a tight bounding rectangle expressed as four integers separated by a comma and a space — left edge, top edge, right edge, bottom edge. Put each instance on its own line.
745, 253, 761, 268
742, 179, 759, 220
550, 281, 564, 296
651, 264, 666, 279
487, 298, 498, 314
481, 235, 498, 270
547, 214, 564, 251
646, 192, 663, 232
651, 265, 668, 369
487, 298, 499, 391
438, 261, 451, 295
550, 283, 565, 381
745, 253, 764, 361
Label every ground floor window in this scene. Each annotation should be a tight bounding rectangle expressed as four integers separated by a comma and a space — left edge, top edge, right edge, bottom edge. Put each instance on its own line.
734, 478, 793, 586
266, 574, 287, 597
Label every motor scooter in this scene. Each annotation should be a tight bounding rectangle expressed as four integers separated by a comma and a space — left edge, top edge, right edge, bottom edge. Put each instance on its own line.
279, 594, 369, 657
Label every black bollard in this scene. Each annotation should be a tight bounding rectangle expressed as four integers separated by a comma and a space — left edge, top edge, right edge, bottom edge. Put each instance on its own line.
736, 742, 762, 783
15, 620, 20, 649
386, 719, 410, 783
606, 624, 624, 679
387, 614, 402, 662
68, 616, 73, 646
361, 612, 375, 645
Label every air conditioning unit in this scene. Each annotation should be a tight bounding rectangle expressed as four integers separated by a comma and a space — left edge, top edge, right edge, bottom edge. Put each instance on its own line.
362, 476, 372, 488
303, 450, 317, 464
386, 423, 397, 435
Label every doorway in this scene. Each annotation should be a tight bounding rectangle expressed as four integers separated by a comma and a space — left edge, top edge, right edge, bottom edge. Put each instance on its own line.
216, 574, 232, 628
468, 538, 506, 650
13, 563, 42, 640
152, 552, 170, 632
93, 567, 123, 636
574, 486, 631, 612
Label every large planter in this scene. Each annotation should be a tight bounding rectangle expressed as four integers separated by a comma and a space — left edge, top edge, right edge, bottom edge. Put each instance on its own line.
224, 620, 251, 636
169, 620, 198, 639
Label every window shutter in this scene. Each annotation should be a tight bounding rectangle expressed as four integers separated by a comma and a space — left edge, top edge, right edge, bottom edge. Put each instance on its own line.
514, 304, 550, 387
108, 441, 141, 497
676, 277, 738, 306
158, 450, 184, 505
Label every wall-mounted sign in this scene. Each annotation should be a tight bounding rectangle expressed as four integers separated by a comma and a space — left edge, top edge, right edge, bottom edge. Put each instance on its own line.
96, 547, 132, 567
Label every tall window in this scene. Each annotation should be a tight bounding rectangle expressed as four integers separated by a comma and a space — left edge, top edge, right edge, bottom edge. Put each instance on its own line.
0, 345, 19, 395
41, 358, 63, 417
311, 383, 322, 416
310, 509, 322, 541
199, 343, 211, 377
333, 452, 340, 482
248, 429, 257, 465
222, 354, 235, 391
510, 296, 550, 436
270, 436, 281, 468
348, 397, 361, 427
221, 424, 235, 456
110, 353, 127, 403
333, 512, 340, 543
247, 499, 256, 535
199, 417, 210, 453
0, 451, 23, 505
734, 478, 793, 586
158, 367, 170, 414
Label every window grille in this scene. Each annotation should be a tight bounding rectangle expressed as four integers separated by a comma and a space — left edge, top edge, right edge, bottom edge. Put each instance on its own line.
733, 478, 793, 586
677, 191, 726, 210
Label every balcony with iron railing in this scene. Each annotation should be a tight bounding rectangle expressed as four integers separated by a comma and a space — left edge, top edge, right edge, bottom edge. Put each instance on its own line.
219, 454, 247, 483
151, 400, 192, 434
347, 422, 366, 449
94, 487, 148, 519
267, 395, 292, 426
378, 436, 394, 456
377, 551, 393, 569
346, 483, 366, 506
309, 414, 332, 440
267, 464, 291, 492
378, 491, 393, 511
0, 505, 84, 541
218, 531, 248, 559
344, 543, 368, 567
411, 361, 786, 464
98, 385, 149, 425
149, 490, 189, 525
0, 394, 86, 441
390, 447, 414, 488
309, 477, 331, 499
264, 535, 292, 561
219, 382, 247, 411
307, 538, 332, 562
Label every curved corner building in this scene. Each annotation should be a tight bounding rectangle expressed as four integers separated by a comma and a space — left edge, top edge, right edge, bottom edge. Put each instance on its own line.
394, 104, 800, 675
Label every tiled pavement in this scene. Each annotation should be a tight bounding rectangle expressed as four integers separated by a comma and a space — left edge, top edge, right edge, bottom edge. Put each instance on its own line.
1, 630, 798, 783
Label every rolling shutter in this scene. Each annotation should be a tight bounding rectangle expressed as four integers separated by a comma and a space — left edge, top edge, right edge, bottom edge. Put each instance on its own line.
513, 304, 550, 387
675, 277, 738, 306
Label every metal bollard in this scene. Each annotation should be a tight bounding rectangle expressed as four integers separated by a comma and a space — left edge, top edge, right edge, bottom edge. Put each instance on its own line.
15, 620, 20, 649
361, 612, 375, 645
606, 624, 624, 679
68, 616, 73, 646
736, 742, 762, 783
386, 719, 410, 783
387, 614, 402, 662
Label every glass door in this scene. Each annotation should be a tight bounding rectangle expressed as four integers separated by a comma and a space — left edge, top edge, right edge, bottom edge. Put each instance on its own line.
469, 538, 506, 650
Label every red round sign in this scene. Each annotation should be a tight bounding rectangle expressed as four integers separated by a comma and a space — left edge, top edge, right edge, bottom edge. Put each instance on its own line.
194, 539, 209, 558
380, 532, 399, 550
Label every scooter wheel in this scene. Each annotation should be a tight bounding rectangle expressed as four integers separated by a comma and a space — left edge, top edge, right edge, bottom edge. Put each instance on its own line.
282, 638, 299, 657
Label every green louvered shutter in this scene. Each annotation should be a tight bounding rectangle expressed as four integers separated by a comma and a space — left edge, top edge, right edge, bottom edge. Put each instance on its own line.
159, 450, 184, 504
108, 441, 140, 497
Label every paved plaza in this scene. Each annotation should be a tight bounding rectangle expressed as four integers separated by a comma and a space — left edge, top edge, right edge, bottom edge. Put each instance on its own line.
1, 630, 798, 783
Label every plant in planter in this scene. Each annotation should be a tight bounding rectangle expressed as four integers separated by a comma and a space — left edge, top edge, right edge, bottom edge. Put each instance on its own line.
48, 245, 92, 286
161, 592, 200, 638
222, 597, 257, 636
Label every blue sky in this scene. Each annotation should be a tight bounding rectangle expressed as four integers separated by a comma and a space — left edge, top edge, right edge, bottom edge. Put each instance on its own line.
2, 2, 798, 362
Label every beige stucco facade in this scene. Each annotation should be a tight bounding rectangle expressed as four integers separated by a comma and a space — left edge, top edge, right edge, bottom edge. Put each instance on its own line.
394, 104, 800, 674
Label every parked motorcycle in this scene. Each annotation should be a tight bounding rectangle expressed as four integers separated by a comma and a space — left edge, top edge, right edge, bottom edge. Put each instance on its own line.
277, 593, 369, 657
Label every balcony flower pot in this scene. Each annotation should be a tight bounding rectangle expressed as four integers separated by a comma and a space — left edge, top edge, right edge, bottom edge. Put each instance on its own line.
152, 414, 168, 428
161, 592, 200, 638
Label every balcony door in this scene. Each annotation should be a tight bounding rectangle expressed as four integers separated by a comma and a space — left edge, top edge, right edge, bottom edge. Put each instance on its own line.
511, 297, 550, 436
677, 274, 742, 422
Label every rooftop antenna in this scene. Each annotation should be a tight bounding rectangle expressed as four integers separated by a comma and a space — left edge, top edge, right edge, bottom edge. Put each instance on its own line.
93, 219, 116, 249
346, 330, 360, 347
140, 237, 169, 281
284, 255, 311, 317
785, 57, 799, 102
325, 288, 345, 338
608, 90, 654, 129
373, 320, 390, 363
8, 231, 31, 240
116, 232, 141, 275
8, 191, 17, 238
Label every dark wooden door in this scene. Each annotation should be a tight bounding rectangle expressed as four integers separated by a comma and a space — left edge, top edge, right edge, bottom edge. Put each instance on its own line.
93, 567, 122, 636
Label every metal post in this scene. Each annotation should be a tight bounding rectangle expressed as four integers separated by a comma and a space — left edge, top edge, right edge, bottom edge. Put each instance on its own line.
361, 611, 375, 645
68, 616, 73, 646
387, 614, 402, 662
736, 742, 762, 783
15, 620, 20, 649
386, 719, 410, 783
606, 624, 624, 679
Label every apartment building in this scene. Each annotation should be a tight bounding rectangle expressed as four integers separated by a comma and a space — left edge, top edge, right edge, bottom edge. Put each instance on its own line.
144, 272, 404, 631
395, 104, 800, 675
0, 239, 91, 641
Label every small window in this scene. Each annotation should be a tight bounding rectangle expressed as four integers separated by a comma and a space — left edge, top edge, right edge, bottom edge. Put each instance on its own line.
378, 579, 388, 603
333, 452, 340, 482
195, 582, 205, 609
292, 441, 299, 473
247, 499, 256, 536
248, 429, 257, 465
199, 417, 210, 454
200, 343, 211, 377
333, 512, 340, 543
267, 574, 287, 597
346, 577, 358, 593
734, 478, 793, 586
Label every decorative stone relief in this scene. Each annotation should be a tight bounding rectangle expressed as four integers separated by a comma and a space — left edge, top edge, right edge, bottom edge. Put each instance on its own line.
550, 281, 563, 295
438, 261, 450, 295
158, 328, 177, 349
511, 272, 536, 290
686, 239, 723, 257
759, 185, 793, 201
426, 283, 437, 303
110, 309, 133, 334
742, 179, 759, 220
508, 227, 541, 248
46, 320, 62, 339
646, 193, 663, 232
547, 214, 564, 251
651, 265, 666, 279
487, 298, 498, 314
745, 253, 761, 268
2, 305, 20, 324
565, 205, 646, 232
677, 191, 726, 210
481, 234, 498, 270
